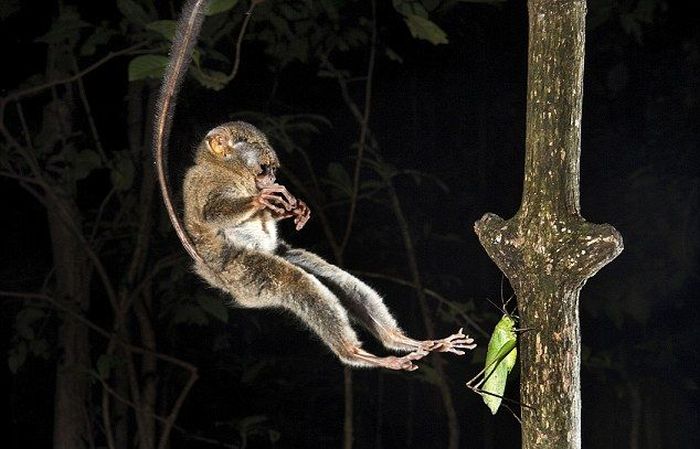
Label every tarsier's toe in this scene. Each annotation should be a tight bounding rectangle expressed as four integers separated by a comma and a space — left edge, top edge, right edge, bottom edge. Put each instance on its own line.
428, 327, 477, 355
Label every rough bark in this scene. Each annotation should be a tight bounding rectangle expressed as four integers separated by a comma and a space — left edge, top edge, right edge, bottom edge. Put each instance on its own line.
474, 1, 623, 448
44, 37, 92, 449
50, 203, 92, 449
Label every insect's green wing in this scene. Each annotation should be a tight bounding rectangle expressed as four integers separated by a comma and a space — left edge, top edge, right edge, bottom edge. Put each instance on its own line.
482, 314, 517, 414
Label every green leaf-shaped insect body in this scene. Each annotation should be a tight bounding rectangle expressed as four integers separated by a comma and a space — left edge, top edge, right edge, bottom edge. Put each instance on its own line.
481, 314, 517, 414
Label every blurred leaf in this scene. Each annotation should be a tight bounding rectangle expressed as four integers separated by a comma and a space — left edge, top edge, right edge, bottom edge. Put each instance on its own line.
192, 67, 229, 91
385, 47, 404, 63
36, 8, 89, 44
110, 152, 135, 191
74, 149, 102, 180
29, 339, 50, 359
198, 296, 229, 323
206, 0, 239, 16
173, 304, 209, 326
128, 55, 169, 81
8, 341, 28, 374
97, 354, 111, 379
403, 15, 448, 45
326, 162, 352, 196
80, 23, 118, 56
393, 0, 428, 18
0, 0, 19, 20
146, 20, 177, 41
117, 0, 151, 26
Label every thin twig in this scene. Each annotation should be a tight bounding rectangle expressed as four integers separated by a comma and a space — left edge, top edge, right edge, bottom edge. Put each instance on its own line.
352, 270, 488, 337
0, 42, 148, 107
157, 369, 199, 449
71, 57, 107, 161
339, 0, 377, 255
89, 187, 116, 244
15, 102, 33, 149
227, 0, 262, 81
0, 290, 197, 372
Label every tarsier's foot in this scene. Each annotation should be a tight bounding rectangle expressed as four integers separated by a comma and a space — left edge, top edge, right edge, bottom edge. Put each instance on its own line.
420, 328, 476, 355
380, 350, 429, 371
351, 347, 429, 371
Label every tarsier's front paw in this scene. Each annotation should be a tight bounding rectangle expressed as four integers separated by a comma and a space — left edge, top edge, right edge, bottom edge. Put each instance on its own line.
385, 350, 429, 371
421, 328, 476, 355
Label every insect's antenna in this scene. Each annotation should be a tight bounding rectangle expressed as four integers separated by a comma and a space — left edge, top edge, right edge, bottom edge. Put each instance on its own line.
503, 292, 516, 312
485, 297, 505, 315
515, 327, 534, 334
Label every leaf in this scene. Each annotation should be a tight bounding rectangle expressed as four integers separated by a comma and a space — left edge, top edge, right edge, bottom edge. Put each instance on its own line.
191, 67, 229, 91
8, 341, 28, 374
35, 8, 90, 44
75, 149, 102, 180
128, 55, 169, 81
29, 339, 50, 359
172, 304, 209, 326
206, 0, 239, 16
146, 20, 177, 41
198, 296, 229, 323
80, 24, 118, 56
327, 163, 352, 194
97, 354, 112, 379
110, 153, 135, 191
385, 47, 404, 63
117, 0, 151, 26
0, 0, 20, 20
403, 15, 448, 45
393, 0, 428, 18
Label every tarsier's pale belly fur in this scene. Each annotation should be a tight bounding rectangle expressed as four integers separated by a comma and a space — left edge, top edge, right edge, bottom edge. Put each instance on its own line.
221, 214, 278, 253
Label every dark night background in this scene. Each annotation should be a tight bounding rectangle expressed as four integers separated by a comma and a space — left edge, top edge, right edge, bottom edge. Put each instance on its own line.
1, 0, 698, 448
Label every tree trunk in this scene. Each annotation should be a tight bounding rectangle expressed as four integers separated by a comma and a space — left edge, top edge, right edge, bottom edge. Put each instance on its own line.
43, 35, 92, 449
474, 1, 623, 448
49, 201, 91, 449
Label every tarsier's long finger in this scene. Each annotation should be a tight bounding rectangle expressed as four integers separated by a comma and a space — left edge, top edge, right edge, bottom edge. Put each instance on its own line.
293, 201, 311, 230
260, 193, 293, 211
294, 211, 310, 230
258, 196, 286, 214
264, 184, 297, 208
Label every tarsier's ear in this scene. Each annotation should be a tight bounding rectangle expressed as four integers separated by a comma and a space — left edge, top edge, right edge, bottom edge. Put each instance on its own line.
206, 131, 228, 158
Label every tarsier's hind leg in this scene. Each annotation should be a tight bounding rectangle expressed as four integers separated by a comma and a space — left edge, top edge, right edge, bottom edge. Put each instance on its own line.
278, 246, 477, 355
208, 250, 427, 371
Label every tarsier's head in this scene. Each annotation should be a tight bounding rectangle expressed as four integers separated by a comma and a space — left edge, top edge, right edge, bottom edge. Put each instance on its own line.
201, 121, 279, 189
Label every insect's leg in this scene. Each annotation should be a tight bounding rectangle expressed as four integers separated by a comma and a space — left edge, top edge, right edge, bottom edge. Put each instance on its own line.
201, 251, 425, 371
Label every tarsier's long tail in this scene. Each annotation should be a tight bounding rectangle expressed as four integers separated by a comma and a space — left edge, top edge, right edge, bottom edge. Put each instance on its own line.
153, 0, 209, 266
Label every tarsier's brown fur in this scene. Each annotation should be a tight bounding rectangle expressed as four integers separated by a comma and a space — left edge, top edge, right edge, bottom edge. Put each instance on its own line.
182, 121, 475, 370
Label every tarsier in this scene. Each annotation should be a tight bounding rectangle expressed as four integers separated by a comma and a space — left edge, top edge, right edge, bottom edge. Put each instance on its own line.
153, 1, 476, 371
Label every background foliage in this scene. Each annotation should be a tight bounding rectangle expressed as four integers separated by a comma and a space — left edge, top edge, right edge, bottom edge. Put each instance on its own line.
1, 0, 697, 448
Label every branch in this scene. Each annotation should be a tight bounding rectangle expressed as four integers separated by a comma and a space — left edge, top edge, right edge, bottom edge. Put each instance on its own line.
226, 0, 263, 81
338, 0, 377, 256
352, 270, 488, 338
0, 290, 197, 372
0, 42, 147, 107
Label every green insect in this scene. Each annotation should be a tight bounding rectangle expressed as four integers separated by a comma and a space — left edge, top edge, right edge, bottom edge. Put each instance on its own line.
466, 312, 519, 415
